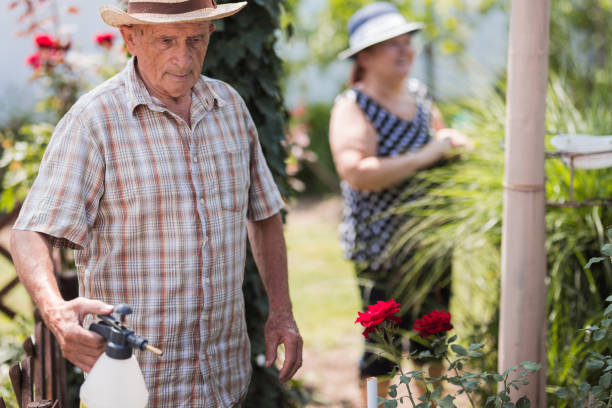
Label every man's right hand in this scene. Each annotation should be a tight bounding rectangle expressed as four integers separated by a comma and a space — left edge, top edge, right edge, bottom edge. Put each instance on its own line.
44, 297, 114, 373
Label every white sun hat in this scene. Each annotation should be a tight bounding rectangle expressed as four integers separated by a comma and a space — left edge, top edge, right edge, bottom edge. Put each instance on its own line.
338, 2, 424, 60
100, 0, 247, 27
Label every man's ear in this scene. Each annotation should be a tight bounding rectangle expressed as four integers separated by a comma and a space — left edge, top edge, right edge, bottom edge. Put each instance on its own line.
209, 23, 216, 34
119, 25, 138, 56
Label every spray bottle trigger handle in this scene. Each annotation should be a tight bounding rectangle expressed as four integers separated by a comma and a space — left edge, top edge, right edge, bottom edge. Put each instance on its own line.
89, 322, 111, 340
114, 304, 133, 324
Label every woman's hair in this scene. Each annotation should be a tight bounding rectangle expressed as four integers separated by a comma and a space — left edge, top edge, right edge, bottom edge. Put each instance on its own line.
349, 54, 366, 85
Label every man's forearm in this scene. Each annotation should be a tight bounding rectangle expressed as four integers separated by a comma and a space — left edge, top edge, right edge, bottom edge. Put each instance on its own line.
10, 229, 113, 372
10, 230, 64, 318
246, 213, 292, 312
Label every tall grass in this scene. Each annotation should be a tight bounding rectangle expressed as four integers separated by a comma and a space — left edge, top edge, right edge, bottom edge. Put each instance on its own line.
382, 76, 612, 404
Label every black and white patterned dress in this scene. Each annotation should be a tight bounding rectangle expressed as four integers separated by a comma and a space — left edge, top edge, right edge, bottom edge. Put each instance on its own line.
339, 79, 433, 271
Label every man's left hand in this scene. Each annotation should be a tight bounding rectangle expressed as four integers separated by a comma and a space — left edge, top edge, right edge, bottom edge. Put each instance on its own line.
264, 310, 303, 383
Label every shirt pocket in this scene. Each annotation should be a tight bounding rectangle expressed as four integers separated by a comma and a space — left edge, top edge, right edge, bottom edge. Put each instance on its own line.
212, 149, 249, 212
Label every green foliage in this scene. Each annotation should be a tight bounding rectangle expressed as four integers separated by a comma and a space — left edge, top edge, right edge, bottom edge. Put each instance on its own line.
285, 103, 338, 196
0, 123, 53, 212
0, 316, 33, 408
368, 326, 540, 407
204, 1, 304, 406
548, 0, 612, 106
554, 291, 612, 407
380, 74, 612, 403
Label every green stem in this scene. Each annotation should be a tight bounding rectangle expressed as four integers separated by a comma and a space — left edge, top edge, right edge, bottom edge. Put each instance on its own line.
386, 328, 418, 407
445, 355, 476, 408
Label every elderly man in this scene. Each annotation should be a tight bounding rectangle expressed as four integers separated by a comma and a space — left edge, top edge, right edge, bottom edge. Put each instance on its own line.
10, 0, 302, 406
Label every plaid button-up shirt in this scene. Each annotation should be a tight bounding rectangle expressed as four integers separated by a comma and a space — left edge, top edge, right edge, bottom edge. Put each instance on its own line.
14, 57, 284, 407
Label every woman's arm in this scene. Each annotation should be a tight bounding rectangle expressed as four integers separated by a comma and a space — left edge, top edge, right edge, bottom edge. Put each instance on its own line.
329, 95, 451, 192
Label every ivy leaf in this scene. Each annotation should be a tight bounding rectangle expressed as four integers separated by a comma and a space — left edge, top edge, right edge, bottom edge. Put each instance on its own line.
608, 228, 612, 241
599, 372, 612, 388
430, 385, 442, 400
451, 344, 468, 356
437, 395, 456, 408
587, 359, 605, 370
607, 295, 612, 302
554, 387, 571, 399
594, 329, 608, 341
578, 382, 591, 395
447, 335, 458, 343
516, 397, 530, 408
400, 375, 411, 385
383, 399, 398, 408
602, 244, 612, 257
499, 392, 511, 402
585, 257, 606, 269
520, 362, 541, 372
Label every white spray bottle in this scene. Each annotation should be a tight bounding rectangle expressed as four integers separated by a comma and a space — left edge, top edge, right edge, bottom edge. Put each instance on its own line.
79, 304, 163, 408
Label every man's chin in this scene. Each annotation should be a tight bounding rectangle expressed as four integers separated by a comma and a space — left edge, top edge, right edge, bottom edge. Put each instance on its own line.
165, 86, 195, 99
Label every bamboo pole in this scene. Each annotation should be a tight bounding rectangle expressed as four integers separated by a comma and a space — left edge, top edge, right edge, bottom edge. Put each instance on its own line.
499, 0, 550, 406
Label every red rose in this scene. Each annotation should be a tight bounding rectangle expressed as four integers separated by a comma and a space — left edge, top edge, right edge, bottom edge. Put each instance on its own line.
413, 309, 453, 338
35, 34, 56, 49
355, 299, 402, 339
95, 32, 115, 48
25, 52, 41, 69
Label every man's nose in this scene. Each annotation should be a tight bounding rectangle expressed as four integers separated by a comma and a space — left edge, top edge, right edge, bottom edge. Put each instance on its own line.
172, 42, 192, 69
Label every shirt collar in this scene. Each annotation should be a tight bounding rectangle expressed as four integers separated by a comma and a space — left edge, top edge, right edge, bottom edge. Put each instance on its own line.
124, 57, 226, 116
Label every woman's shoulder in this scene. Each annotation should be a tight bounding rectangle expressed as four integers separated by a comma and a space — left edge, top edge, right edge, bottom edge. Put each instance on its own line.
406, 78, 431, 101
334, 88, 359, 105
332, 88, 362, 115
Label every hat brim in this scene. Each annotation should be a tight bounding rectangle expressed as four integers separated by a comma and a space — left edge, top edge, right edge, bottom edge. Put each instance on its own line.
100, 2, 247, 27
338, 22, 425, 60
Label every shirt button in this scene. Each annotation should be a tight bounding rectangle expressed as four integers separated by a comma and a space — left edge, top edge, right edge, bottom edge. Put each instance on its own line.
193, 156, 198, 163
199, 198, 205, 205
204, 277, 210, 285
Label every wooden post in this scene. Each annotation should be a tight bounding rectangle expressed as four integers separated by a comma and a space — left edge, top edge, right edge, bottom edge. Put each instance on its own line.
499, 0, 550, 406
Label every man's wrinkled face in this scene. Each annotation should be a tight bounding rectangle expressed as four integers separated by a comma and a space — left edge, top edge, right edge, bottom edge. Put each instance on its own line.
121, 22, 215, 100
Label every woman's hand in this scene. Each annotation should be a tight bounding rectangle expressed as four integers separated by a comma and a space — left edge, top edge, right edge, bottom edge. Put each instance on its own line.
435, 128, 474, 152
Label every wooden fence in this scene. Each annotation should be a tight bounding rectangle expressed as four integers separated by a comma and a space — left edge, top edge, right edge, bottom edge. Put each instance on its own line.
0, 206, 76, 408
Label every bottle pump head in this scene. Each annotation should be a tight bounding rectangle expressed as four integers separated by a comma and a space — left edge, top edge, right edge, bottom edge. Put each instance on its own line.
89, 304, 163, 360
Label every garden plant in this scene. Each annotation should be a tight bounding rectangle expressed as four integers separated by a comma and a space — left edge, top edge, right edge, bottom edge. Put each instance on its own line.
355, 299, 540, 407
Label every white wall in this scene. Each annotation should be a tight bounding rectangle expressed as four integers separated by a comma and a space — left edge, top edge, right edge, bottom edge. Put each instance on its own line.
0, 0, 112, 122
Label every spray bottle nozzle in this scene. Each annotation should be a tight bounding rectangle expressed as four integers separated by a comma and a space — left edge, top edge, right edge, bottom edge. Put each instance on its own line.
89, 304, 163, 360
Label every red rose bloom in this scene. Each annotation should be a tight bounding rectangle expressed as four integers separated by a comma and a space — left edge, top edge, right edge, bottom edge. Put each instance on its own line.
95, 32, 115, 48
413, 309, 453, 338
355, 299, 402, 339
35, 34, 56, 49
26, 52, 41, 69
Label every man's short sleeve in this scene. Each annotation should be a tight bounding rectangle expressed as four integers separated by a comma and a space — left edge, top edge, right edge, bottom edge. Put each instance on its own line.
13, 112, 105, 249
243, 112, 284, 221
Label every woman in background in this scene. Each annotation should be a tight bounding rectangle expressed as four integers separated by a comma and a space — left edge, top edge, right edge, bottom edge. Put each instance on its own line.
329, 2, 472, 402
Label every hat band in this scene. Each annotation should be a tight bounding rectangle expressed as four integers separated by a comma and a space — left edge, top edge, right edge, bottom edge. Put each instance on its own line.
128, 0, 214, 15
349, 13, 408, 49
